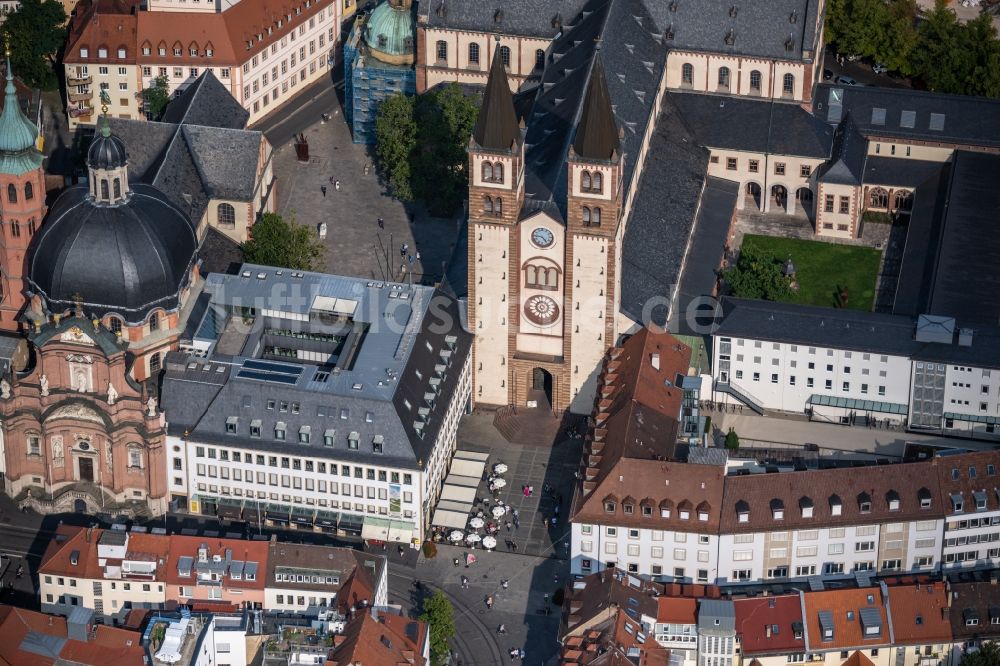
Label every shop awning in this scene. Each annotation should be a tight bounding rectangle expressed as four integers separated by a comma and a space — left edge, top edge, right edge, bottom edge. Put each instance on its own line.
315, 511, 339, 528
264, 503, 290, 522
388, 521, 414, 543
444, 474, 480, 488
448, 458, 484, 478
291, 506, 315, 526
439, 485, 476, 503
944, 412, 1000, 425
808, 394, 908, 415
217, 498, 244, 520
431, 508, 468, 529
339, 513, 363, 534
362, 517, 391, 541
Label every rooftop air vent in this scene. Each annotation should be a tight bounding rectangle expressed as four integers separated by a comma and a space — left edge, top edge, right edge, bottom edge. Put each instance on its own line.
789, 10, 798, 23
785, 34, 795, 51
494, 8, 503, 23
725, 29, 735, 45
729, 5, 738, 18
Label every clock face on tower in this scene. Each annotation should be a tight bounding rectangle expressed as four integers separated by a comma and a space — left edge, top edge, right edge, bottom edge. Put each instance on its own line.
531, 227, 554, 248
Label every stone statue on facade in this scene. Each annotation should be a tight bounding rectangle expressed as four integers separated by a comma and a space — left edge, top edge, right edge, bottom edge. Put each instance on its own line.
146, 396, 157, 416
39, 374, 49, 397
0, 378, 10, 399
51, 436, 63, 460
107, 381, 118, 405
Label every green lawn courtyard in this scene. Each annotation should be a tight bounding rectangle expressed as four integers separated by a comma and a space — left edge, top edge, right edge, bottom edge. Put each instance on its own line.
738, 235, 882, 311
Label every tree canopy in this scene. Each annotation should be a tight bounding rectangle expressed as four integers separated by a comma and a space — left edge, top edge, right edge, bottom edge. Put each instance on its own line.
724, 243, 792, 302
418, 589, 455, 666
724, 429, 740, 450
240, 212, 325, 272
961, 642, 1000, 666
826, 0, 1000, 97
374, 83, 479, 215
3, 0, 67, 90
142, 76, 171, 121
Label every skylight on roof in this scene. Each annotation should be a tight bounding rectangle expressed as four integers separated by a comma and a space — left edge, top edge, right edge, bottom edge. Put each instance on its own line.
871, 107, 886, 126
929, 113, 945, 131
900, 110, 916, 128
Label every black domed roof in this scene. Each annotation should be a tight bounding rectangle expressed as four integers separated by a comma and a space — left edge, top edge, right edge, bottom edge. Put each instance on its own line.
29, 183, 198, 318
87, 128, 128, 170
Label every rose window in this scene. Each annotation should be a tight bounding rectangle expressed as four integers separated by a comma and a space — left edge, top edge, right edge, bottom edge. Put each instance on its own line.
524, 295, 560, 326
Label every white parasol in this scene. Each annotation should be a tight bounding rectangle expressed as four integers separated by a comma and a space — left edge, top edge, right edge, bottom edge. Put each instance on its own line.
493, 463, 508, 474
491, 505, 506, 519
482, 535, 497, 550
491, 478, 507, 489
469, 517, 485, 529
449, 530, 464, 542
466, 533, 482, 543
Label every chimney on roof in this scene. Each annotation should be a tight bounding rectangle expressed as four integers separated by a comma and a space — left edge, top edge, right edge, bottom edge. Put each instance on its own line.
765, 624, 772, 638
651, 353, 660, 371
86, 527, 93, 543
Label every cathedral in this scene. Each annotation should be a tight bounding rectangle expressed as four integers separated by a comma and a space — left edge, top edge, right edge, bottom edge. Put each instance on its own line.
0, 57, 202, 517
467, 48, 622, 415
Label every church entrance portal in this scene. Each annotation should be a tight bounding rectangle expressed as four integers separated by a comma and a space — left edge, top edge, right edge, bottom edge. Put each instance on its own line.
530, 368, 553, 408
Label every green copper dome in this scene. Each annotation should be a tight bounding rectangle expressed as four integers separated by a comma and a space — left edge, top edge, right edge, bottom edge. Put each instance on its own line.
364, 0, 416, 64
0, 58, 43, 176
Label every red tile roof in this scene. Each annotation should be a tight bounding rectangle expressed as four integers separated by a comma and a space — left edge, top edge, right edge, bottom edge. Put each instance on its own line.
888, 582, 952, 645
734, 595, 805, 656
720, 460, 944, 533
657, 597, 697, 624
842, 651, 876, 666
803, 587, 890, 650
327, 608, 426, 666
0, 605, 144, 666
65, 0, 141, 65
936, 450, 1000, 514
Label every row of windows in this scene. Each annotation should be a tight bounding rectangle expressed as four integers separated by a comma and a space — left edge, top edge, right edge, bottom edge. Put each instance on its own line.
78, 47, 128, 59
249, 58, 326, 114
435, 41, 545, 71
190, 482, 415, 518
725, 339, 891, 362
867, 188, 913, 211
735, 369, 887, 395
193, 466, 414, 503
823, 194, 852, 215
680, 64, 795, 95
2, 218, 36, 238
141, 42, 216, 58
718, 157, 811, 178
191, 447, 412, 483
734, 356, 890, 378
144, 66, 231, 80
6, 182, 34, 204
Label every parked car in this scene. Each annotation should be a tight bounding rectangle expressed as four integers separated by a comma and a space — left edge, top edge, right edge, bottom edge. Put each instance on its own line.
835, 75, 858, 86
872, 63, 888, 75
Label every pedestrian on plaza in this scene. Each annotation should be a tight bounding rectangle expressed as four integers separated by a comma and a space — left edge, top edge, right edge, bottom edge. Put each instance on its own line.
509, 648, 518, 661
416, 250, 421, 260
501, 579, 509, 589
461, 575, 469, 588
505, 521, 512, 532
378, 217, 384, 229
453, 557, 460, 567
513, 509, 519, 519
519, 649, 525, 660
321, 185, 327, 197
486, 595, 494, 609
334, 179, 341, 191
497, 623, 506, 635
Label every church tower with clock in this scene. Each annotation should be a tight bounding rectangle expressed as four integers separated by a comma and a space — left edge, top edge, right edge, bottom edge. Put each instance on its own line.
467, 45, 623, 415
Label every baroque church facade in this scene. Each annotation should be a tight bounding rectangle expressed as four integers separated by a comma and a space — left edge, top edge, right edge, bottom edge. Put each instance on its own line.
0, 56, 207, 516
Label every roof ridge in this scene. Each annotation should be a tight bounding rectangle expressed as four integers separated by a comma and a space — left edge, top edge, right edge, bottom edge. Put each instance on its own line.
179, 124, 215, 196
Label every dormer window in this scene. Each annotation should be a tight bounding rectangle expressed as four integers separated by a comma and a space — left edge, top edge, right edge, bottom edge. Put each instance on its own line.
642, 505, 652, 517
918, 487, 932, 509
623, 503, 634, 515
800, 496, 814, 518
886, 490, 900, 511
80, 47, 89, 58
697, 501, 711, 522
98, 47, 108, 58
274, 422, 286, 440
348, 432, 360, 450
736, 500, 749, 523
660, 500, 672, 518
298, 426, 310, 444
830, 495, 843, 516
951, 493, 964, 513
605, 501, 616, 513
225, 416, 238, 434
771, 499, 785, 520
974, 491, 987, 511
249, 419, 261, 438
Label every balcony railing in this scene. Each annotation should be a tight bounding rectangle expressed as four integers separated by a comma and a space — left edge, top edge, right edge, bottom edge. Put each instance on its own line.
68, 75, 92, 85
68, 90, 93, 103
69, 107, 94, 119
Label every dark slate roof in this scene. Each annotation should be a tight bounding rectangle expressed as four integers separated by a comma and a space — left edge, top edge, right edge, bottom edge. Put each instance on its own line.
816, 114, 866, 185
644, 0, 823, 61
715, 297, 924, 357
813, 83, 1000, 148
161, 70, 250, 129
520, 0, 665, 219
673, 176, 738, 334
28, 184, 198, 317
667, 91, 832, 158
896, 151, 1000, 327
863, 157, 943, 188
471, 46, 521, 151
892, 166, 948, 320
620, 98, 709, 326
717, 297, 1000, 370
161, 269, 473, 469
572, 57, 620, 160
418, 0, 580, 38
199, 225, 245, 276
106, 117, 263, 223
87, 127, 128, 169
